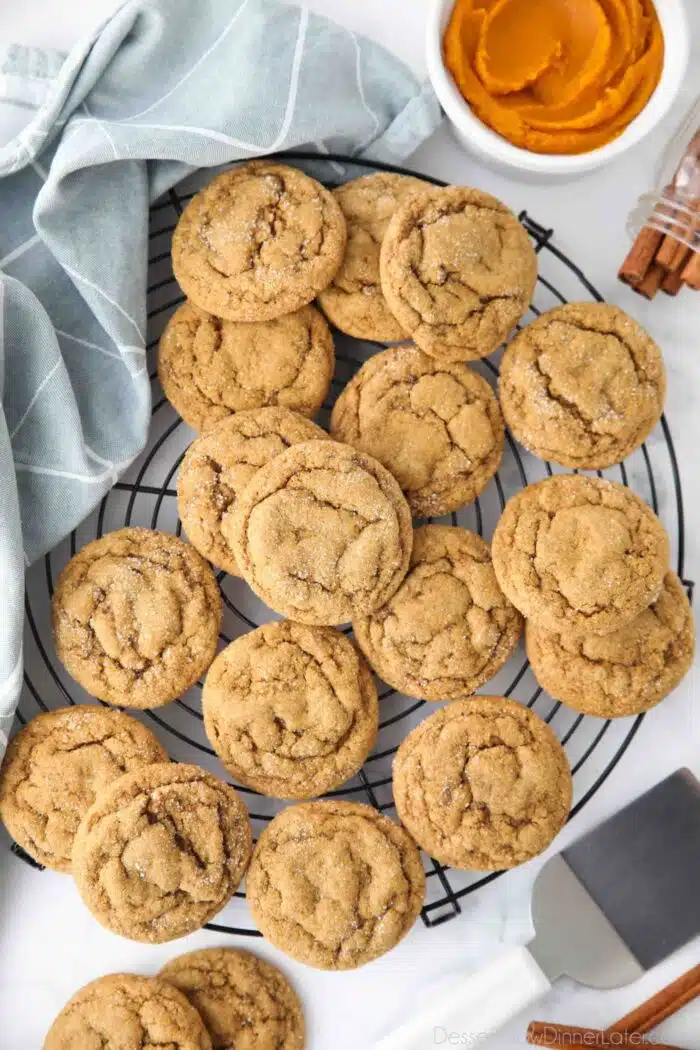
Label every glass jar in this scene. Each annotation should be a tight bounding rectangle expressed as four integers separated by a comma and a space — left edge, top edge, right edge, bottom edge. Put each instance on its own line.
627, 99, 700, 250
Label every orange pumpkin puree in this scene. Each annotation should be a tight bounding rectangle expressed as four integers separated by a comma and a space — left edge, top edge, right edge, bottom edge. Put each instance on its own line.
443, 0, 664, 154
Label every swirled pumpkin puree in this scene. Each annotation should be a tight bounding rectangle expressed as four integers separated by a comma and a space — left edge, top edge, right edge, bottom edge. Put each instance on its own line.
443, 0, 664, 154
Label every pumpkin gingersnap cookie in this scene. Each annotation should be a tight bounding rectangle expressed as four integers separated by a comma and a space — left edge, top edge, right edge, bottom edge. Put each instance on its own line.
0, 706, 168, 873
246, 800, 425, 969
491, 475, 670, 636
330, 345, 504, 516
393, 697, 572, 870
229, 439, 413, 625
43, 973, 212, 1050
499, 303, 666, 469
317, 172, 428, 341
354, 526, 521, 702
158, 301, 335, 432
160, 948, 304, 1050
379, 187, 537, 362
527, 571, 694, 718
52, 528, 222, 708
203, 620, 378, 799
178, 408, 328, 577
172, 162, 347, 322
72, 763, 252, 943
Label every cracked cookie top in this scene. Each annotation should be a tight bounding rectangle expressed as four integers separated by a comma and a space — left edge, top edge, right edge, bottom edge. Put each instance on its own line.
44, 973, 212, 1050
330, 345, 504, 516
354, 526, 521, 702
499, 303, 666, 470
52, 528, 222, 708
229, 440, 413, 625
158, 301, 335, 432
203, 620, 378, 799
491, 475, 670, 636
172, 162, 347, 322
393, 697, 572, 870
72, 763, 252, 943
317, 172, 428, 341
178, 408, 328, 577
0, 706, 168, 873
379, 187, 537, 362
160, 948, 304, 1050
527, 570, 694, 718
246, 800, 425, 969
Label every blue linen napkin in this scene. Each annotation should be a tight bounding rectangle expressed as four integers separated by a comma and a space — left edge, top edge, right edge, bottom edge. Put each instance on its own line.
0, 0, 441, 756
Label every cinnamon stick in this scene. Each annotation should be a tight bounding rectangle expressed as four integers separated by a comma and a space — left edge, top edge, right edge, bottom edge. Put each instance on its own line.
636, 261, 665, 299
682, 250, 700, 291
527, 962, 700, 1048
655, 233, 690, 273
619, 226, 664, 285
661, 261, 688, 295
606, 962, 700, 1035
527, 1021, 681, 1048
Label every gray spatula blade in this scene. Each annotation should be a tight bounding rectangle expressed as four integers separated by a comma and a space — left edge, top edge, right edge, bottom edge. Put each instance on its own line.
530, 769, 700, 988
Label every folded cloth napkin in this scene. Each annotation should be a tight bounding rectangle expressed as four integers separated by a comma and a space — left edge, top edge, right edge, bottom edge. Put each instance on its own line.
0, 0, 441, 757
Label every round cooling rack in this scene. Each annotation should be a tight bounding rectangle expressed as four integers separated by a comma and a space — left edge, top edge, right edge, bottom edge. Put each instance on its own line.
15, 153, 693, 935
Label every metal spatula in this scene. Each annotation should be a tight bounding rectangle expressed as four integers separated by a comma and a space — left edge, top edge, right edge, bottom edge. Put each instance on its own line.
374, 768, 700, 1050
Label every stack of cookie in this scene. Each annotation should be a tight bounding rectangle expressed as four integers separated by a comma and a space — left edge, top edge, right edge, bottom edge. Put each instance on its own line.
43, 948, 305, 1050
492, 474, 694, 720
3, 161, 694, 975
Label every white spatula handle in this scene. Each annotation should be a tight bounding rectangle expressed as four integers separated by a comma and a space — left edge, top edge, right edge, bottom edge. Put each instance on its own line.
373, 945, 551, 1050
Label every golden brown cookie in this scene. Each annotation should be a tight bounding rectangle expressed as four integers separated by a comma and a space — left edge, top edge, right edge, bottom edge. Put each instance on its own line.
379, 187, 537, 362
160, 948, 304, 1050
203, 620, 378, 798
0, 707, 168, 873
499, 303, 666, 469
158, 301, 335, 432
491, 475, 670, 636
317, 172, 428, 341
178, 408, 328, 577
527, 571, 694, 718
52, 528, 222, 708
172, 162, 347, 322
43, 973, 212, 1050
246, 800, 425, 969
72, 763, 252, 943
354, 525, 521, 702
230, 439, 413, 625
330, 345, 504, 516
393, 697, 572, 870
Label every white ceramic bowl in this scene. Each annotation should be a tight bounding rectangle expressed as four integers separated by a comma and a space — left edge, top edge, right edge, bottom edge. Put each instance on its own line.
426, 0, 690, 177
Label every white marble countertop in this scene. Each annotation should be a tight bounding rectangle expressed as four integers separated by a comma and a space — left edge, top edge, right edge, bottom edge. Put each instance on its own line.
0, 2, 699, 1048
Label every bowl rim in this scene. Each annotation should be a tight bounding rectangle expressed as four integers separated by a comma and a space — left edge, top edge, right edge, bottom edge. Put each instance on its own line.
426, 0, 691, 174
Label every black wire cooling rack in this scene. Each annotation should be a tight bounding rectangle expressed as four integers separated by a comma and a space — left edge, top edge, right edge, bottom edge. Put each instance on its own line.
14, 153, 693, 936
